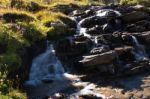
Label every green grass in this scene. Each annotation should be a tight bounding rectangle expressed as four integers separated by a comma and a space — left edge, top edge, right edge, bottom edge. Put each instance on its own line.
0, 1, 79, 98
119, 0, 150, 6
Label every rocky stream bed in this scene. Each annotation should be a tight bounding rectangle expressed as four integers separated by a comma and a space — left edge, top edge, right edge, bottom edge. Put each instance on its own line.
25, 4, 150, 99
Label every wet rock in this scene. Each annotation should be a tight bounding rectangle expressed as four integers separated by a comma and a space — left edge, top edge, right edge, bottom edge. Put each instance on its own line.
74, 35, 92, 52
124, 61, 150, 75
79, 16, 107, 28
95, 34, 112, 45
74, 35, 90, 42
56, 36, 92, 57
90, 45, 110, 55
56, 38, 72, 53
72, 10, 85, 16
132, 5, 145, 10
122, 11, 149, 23
86, 25, 103, 35
126, 24, 146, 32
122, 34, 133, 45
132, 5, 150, 14
115, 46, 135, 62
95, 33, 123, 47
79, 50, 117, 67
42, 78, 53, 83
140, 31, 150, 44
51, 22, 67, 27
103, 23, 115, 33
114, 46, 133, 55
50, 93, 67, 99
135, 20, 150, 28
79, 94, 102, 99
105, 10, 119, 18
85, 9, 95, 15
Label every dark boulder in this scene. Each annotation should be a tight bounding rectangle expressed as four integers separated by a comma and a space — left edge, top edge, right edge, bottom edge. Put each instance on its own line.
115, 46, 135, 62
79, 50, 117, 67
115, 46, 133, 55
122, 11, 149, 23
79, 94, 102, 99
140, 31, 150, 44
90, 45, 110, 55
86, 25, 103, 35
79, 16, 107, 28
56, 36, 92, 57
122, 34, 134, 45
124, 61, 150, 75
103, 23, 115, 33
126, 24, 147, 32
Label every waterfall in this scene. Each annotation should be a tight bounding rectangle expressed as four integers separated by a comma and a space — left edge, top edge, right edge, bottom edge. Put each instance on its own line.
96, 9, 121, 17
131, 36, 148, 61
26, 42, 65, 86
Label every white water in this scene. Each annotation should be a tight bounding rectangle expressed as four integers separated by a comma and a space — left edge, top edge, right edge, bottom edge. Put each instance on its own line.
132, 36, 148, 61
25, 42, 105, 98
76, 9, 121, 38
96, 9, 121, 17
26, 43, 65, 86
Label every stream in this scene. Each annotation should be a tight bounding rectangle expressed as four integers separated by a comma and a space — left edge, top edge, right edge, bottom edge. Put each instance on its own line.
25, 4, 150, 99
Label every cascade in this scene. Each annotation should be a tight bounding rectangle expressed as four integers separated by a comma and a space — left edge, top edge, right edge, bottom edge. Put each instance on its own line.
26, 42, 65, 86
132, 36, 148, 61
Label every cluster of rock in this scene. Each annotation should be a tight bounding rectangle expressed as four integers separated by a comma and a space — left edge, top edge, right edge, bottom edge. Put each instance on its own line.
55, 4, 150, 76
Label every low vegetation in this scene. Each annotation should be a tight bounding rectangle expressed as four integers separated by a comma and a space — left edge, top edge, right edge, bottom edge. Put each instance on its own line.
120, 0, 150, 6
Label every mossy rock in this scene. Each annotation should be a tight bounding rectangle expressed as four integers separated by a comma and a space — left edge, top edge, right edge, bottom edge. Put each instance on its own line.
47, 25, 75, 40
28, 1, 48, 12
58, 16, 76, 28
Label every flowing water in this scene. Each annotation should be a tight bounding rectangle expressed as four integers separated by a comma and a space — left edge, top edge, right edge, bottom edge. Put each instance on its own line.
25, 7, 149, 98
76, 9, 121, 38
26, 43, 65, 86
132, 36, 148, 61
25, 42, 104, 98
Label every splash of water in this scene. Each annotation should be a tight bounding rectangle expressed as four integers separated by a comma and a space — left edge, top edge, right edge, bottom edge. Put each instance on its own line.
96, 9, 121, 17
26, 42, 65, 86
131, 36, 148, 61
76, 9, 121, 38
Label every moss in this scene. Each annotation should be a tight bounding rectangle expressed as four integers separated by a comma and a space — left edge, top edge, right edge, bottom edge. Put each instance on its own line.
28, 1, 48, 12
10, 0, 48, 12
49, 3, 80, 14
18, 21, 48, 44
8, 90, 27, 99
120, 0, 150, 6
36, 11, 63, 23
2, 11, 36, 23
10, 0, 30, 9
47, 25, 75, 39
0, 0, 10, 7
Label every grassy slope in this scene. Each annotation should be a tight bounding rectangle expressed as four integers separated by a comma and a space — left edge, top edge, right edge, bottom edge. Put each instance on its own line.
0, 0, 89, 98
